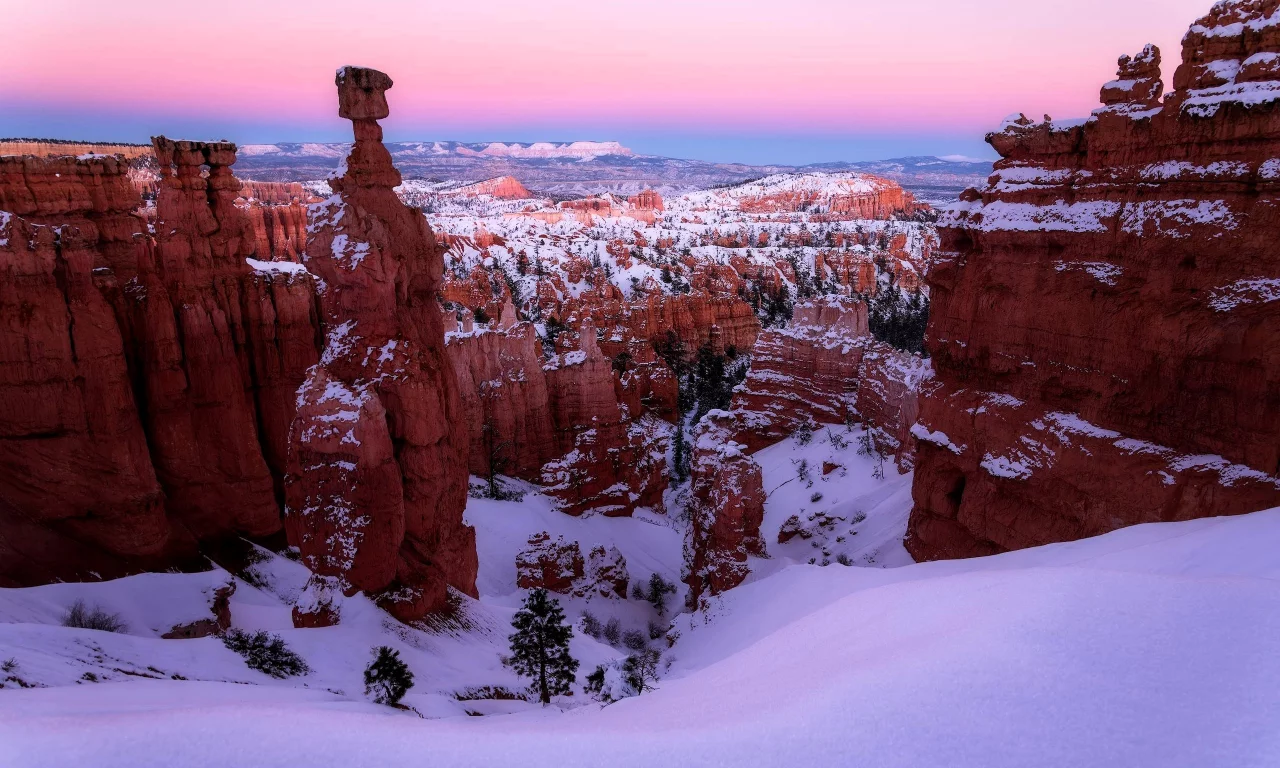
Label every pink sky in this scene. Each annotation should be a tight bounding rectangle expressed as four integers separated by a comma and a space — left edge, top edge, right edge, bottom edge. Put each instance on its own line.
2, 0, 1213, 162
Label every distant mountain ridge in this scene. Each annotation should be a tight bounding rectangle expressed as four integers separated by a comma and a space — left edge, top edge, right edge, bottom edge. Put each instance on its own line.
231, 141, 992, 203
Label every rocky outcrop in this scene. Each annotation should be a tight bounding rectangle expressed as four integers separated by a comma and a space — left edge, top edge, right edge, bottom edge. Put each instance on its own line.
0, 154, 183, 586
907, 2, 1280, 561
731, 297, 869, 449
515, 532, 630, 598
729, 296, 930, 470
541, 324, 670, 516
682, 172, 925, 220
285, 67, 475, 625
446, 320, 558, 480
0, 143, 323, 587
452, 176, 533, 199
0, 141, 153, 160
627, 189, 664, 211
683, 413, 766, 609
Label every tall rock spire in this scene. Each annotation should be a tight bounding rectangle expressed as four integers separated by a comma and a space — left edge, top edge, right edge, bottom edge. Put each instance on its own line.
285, 66, 475, 625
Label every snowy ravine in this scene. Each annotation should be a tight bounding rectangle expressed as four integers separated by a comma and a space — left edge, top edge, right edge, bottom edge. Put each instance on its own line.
1, 453, 1278, 766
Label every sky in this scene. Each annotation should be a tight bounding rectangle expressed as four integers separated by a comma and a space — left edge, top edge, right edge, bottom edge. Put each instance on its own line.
2, 0, 1212, 165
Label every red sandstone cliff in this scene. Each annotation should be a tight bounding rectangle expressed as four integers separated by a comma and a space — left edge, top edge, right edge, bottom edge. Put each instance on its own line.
0, 146, 322, 587
683, 413, 766, 609
906, 2, 1280, 561
286, 67, 475, 624
730, 296, 930, 471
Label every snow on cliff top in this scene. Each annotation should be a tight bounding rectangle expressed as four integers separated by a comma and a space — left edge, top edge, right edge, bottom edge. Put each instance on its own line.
675, 172, 894, 211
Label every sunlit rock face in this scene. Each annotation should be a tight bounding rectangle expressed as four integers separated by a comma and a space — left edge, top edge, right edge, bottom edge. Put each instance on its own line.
907, 2, 1280, 561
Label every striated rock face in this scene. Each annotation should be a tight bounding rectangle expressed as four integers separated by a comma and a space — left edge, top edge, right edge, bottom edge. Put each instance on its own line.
446, 320, 558, 480
452, 176, 533, 199
0, 141, 152, 160
0, 154, 181, 585
681, 172, 925, 220
731, 297, 868, 449
541, 323, 670, 516
729, 296, 930, 470
683, 413, 766, 609
907, 2, 1280, 561
140, 137, 290, 541
0, 145, 323, 587
627, 188, 664, 211
285, 66, 475, 624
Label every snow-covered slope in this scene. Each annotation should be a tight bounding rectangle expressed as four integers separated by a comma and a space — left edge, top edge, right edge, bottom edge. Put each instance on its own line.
2, 504, 1277, 767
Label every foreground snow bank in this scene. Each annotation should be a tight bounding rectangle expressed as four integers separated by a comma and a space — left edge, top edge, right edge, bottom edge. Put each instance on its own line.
2, 509, 1278, 767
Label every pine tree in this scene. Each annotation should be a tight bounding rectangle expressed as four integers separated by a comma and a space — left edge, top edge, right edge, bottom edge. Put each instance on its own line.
508, 588, 579, 705
364, 646, 413, 705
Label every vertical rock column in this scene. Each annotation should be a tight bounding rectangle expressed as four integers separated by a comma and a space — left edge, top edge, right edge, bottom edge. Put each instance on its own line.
286, 67, 475, 625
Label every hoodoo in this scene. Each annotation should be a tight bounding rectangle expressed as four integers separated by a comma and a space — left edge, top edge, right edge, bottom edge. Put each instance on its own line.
285, 67, 477, 624
906, 2, 1280, 560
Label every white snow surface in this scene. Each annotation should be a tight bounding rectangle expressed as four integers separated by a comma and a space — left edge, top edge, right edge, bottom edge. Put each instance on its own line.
2, 505, 1279, 766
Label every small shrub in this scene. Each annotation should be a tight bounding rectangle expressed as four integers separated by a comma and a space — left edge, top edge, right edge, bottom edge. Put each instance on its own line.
62, 601, 127, 633
836, 553, 854, 566
454, 686, 527, 702
221, 629, 309, 679
1, 658, 16, 673
794, 421, 814, 446
622, 629, 647, 651
810, 492, 824, 503
647, 620, 666, 641
584, 664, 609, 701
623, 648, 662, 694
580, 611, 603, 639
603, 617, 621, 645
645, 573, 678, 616
828, 429, 848, 450
630, 581, 646, 601
851, 511, 868, 525
795, 459, 812, 485
364, 646, 414, 706
81, 672, 98, 682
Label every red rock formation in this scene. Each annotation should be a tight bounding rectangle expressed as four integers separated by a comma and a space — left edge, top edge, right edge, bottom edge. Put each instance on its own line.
239, 181, 313, 205
452, 176, 533, 199
446, 320, 558, 480
686, 173, 925, 220
627, 188, 664, 211
729, 296, 930, 470
731, 297, 869, 449
0, 140, 152, 160
0, 145, 322, 587
286, 66, 475, 624
515, 533, 630, 598
0, 154, 184, 586
541, 323, 669, 516
242, 201, 308, 261
516, 532, 584, 593
907, 4, 1280, 561
683, 413, 766, 609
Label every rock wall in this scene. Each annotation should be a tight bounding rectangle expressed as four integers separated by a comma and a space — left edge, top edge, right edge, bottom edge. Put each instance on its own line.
907, 1, 1280, 561
0, 146, 322, 587
286, 67, 475, 624
0, 141, 153, 160
446, 320, 558, 480
540, 323, 670, 516
683, 413, 766, 609
730, 296, 930, 470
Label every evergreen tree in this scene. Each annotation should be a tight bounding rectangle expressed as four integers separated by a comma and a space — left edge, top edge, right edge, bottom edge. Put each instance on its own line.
364, 646, 413, 705
672, 420, 690, 483
508, 589, 579, 705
